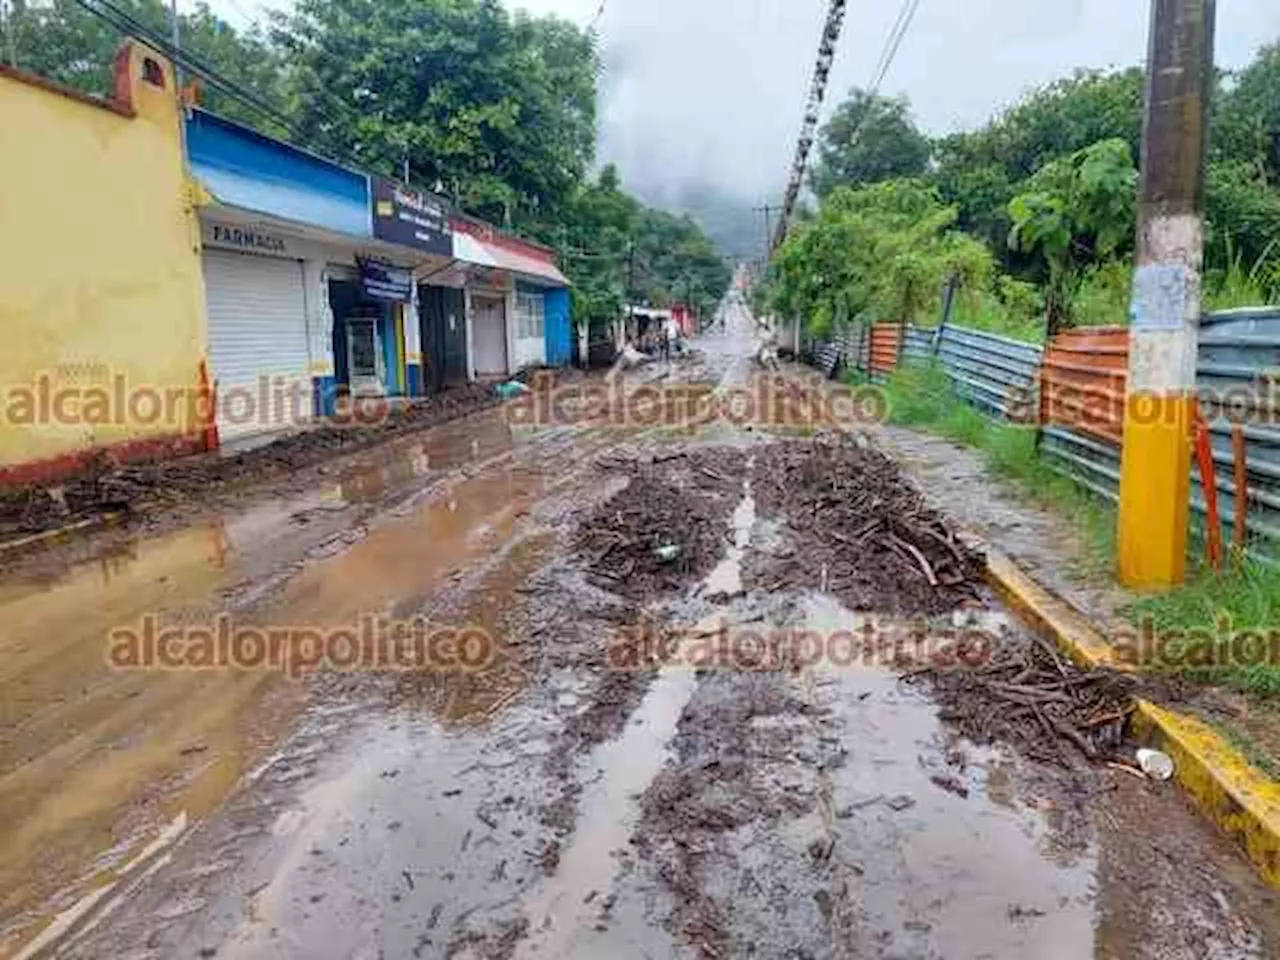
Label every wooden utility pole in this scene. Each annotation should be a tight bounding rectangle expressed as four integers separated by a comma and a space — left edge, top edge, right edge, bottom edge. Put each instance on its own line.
1117, 0, 1216, 589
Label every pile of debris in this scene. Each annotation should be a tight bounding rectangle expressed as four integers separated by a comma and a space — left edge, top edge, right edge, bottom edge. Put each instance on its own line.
575, 448, 745, 601
911, 631, 1138, 768
0, 381, 503, 537
752, 434, 985, 615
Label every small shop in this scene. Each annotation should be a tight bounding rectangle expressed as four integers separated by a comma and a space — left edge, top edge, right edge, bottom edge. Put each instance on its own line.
329, 259, 413, 399
369, 176, 455, 396
450, 218, 572, 378
418, 282, 469, 391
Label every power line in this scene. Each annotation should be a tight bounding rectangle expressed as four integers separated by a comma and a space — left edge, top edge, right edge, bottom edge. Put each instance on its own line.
72, 0, 422, 187
868, 0, 921, 95
770, 0, 847, 253
838, 0, 924, 188
770, 0, 924, 253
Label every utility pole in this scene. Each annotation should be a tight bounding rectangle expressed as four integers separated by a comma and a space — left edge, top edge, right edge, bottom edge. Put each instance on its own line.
1117, 0, 1216, 589
626, 238, 636, 344
747, 203, 778, 267
773, 0, 848, 252
752, 204, 780, 264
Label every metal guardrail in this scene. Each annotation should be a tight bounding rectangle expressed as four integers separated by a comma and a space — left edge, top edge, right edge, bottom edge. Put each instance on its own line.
903, 325, 934, 363
1196, 308, 1280, 552
939, 325, 1043, 419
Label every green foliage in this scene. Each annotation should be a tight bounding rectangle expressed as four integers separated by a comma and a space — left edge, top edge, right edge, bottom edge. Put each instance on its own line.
558, 165, 730, 332
277, 0, 598, 226
810, 90, 931, 199
1204, 234, 1280, 310
930, 69, 1143, 261
1007, 138, 1137, 328
1214, 42, 1280, 186
1070, 260, 1133, 327
950, 277, 1046, 343
0, 0, 290, 129
1, 0, 730, 334
768, 180, 991, 336
1206, 161, 1280, 288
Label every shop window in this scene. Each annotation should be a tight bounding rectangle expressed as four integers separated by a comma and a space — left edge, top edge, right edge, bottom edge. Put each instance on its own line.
516, 291, 545, 340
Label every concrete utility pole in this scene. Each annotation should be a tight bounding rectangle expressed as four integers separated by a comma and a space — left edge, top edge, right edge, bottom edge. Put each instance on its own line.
1117, 0, 1216, 589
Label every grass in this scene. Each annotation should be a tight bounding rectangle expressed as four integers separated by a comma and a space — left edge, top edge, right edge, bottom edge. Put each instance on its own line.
1126, 558, 1280, 698
878, 361, 1280, 699
949, 285, 1047, 344
1204, 237, 1280, 311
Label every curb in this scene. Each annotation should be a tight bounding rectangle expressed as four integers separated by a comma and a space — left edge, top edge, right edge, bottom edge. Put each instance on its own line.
986, 546, 1280, 890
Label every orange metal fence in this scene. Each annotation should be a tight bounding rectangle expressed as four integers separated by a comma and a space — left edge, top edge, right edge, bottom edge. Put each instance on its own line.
869, 323, 902, 376
1038, 326, 1129, 444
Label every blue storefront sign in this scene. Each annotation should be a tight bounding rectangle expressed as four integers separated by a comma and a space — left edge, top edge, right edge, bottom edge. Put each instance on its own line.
359, 258, 413, 302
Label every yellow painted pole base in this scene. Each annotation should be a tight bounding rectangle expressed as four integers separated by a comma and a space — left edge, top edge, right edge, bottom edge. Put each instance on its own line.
1117, 392, 1194, 590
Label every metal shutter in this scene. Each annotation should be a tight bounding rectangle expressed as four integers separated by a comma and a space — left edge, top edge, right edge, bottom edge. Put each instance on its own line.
202, 249, 312, 442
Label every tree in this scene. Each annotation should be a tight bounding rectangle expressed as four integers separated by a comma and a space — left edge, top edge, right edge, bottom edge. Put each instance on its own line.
1007, 138, 1138, 329
809, 90, 931, 199
1214, 42, 1280, 186
0, 0, 286, 125
277, 0, 598, 227
930, 68, 1142, 271
769, 179, 991, 337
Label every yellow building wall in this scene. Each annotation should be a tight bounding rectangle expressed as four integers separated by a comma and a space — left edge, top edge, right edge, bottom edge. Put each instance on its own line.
0, 43, 208, 482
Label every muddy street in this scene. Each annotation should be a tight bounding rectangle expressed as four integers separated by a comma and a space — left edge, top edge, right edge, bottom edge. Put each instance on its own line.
2, 296, 1279, 960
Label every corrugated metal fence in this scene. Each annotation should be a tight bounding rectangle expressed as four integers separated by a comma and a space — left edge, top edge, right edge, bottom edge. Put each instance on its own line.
934, 325, 1042, 420
1194, 309, 1280, 547
806, 308, 1280, 555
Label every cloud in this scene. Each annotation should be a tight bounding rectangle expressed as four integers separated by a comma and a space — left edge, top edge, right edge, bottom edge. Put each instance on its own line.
199, 0, 1279, 210
582, 0, 1277, 208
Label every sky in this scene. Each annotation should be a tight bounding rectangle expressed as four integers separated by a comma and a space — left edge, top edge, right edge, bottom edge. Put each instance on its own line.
197, 0, 1279, 213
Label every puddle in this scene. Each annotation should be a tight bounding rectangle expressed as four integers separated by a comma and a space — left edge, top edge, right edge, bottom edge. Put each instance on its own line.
700, 473, 755, 600
799, 593, 1097, 957
512, 485, 759, 959
512, 648, 698, 959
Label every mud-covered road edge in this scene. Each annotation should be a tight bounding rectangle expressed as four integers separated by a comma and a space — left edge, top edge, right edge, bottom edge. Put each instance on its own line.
988, 544, 1280, 890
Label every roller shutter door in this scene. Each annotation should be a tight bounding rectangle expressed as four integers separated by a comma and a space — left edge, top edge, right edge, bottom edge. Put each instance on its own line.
202, 249, 312, 442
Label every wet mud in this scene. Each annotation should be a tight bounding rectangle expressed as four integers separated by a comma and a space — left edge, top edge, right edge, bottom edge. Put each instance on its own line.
577, 446, 750, 601
0, 380, 508, 539
6, 300, 1280, 960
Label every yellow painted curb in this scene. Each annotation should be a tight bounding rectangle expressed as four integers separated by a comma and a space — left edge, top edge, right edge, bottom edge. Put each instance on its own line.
985, 546, 1280, 891
984, 550, 1131, 672
1131, 702, 1280, 888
